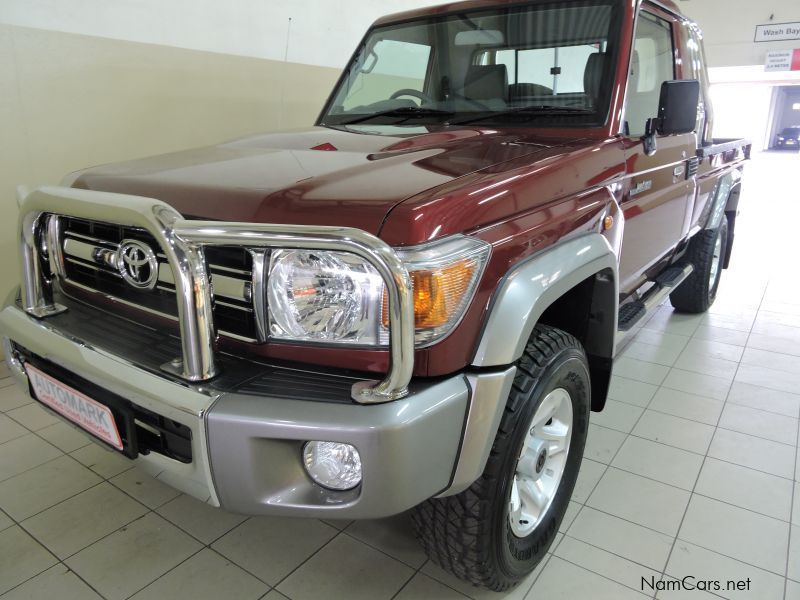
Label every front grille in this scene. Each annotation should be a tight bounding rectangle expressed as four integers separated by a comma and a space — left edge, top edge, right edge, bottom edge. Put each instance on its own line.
59, 217, 258, 341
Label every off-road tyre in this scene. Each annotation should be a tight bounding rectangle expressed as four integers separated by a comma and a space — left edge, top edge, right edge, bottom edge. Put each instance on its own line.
411, 324, 590, 591
669, 218, 728, 313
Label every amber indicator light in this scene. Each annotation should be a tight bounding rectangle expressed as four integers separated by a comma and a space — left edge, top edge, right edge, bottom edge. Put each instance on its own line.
382, 259, 478, 329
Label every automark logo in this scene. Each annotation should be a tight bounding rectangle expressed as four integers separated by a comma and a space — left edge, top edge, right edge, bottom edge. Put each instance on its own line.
117, 239, 159, 290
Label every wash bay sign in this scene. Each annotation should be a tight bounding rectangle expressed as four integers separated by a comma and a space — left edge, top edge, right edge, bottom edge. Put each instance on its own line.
755, 22, 800, 43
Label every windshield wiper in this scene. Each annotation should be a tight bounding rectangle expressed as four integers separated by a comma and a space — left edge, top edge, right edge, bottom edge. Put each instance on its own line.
447, 105, 595, 126
335, 106, 455, 125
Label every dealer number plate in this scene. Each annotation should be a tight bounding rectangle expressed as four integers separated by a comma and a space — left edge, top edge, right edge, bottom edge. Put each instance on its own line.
26, 365, 123, 451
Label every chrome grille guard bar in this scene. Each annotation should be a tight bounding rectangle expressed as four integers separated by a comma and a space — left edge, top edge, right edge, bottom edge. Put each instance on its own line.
18, 186, 415, 404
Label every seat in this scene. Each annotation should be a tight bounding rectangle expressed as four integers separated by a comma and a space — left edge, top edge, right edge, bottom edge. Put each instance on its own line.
463, 65, 509, 108
583, 52, 609, 108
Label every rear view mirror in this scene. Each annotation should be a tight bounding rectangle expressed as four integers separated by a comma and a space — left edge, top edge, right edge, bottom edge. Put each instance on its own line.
455, 30, 504, 46
657, 80, 700, 135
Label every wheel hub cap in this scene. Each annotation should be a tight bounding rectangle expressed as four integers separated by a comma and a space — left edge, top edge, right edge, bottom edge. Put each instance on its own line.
508, 388, 573, 538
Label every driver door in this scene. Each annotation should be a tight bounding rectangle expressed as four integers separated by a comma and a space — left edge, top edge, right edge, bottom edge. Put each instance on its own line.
618, 5, 697, 295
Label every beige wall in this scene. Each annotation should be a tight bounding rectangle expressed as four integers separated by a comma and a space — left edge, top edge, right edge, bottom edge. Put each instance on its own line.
0, 24, 340, 301
681, 0, 800, 68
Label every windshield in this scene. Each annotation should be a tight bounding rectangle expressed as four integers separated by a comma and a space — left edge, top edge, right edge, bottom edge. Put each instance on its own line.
320, 0, 622, 130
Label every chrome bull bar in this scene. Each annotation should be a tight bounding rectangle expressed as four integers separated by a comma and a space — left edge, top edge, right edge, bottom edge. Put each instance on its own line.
18, 186, 415, 404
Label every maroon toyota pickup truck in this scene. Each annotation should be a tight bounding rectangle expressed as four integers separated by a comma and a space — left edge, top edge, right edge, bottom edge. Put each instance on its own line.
2, 0, 749, 591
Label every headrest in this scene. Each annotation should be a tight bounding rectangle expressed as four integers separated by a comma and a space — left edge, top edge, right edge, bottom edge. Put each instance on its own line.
583, 53, 609, 105
463, 65, 508, 101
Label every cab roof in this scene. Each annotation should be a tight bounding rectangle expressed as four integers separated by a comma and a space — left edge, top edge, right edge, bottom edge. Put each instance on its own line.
374, 0, 685, 27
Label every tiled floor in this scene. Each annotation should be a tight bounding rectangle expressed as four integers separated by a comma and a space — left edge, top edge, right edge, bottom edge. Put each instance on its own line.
1, 151, 799, 599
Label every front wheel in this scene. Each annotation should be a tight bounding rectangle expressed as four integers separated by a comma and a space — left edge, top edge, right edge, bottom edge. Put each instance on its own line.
669, 219, 728, 313
412, 325, 590, 591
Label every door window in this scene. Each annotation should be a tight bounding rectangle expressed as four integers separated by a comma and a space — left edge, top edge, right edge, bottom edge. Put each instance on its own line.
625, 11, 674, 136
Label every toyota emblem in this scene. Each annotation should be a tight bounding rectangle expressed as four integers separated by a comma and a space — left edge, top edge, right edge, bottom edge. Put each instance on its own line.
116, 240, 159, 290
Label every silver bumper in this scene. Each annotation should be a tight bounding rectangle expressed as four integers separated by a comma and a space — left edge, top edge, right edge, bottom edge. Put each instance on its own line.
0, 301, 515, 518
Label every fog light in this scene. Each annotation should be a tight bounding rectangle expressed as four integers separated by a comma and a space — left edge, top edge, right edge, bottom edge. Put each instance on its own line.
303, 441, 362, 490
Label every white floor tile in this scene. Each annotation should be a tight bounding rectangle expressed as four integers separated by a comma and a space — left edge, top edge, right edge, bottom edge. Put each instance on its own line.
590, 399, 644, 433
212, 517, 338, 585
632, 328, 690, 352
0, 385, 33, 413
22, 482, 148, 559
0, 455, 101, 521
0, 414, 27, 444
585, 424, 627, 464
727, 382, 800, 419
680, 338, 745, 362
695, 458, 794, 521
673, 350, 739, 382
735, 363, 800, 396
666, 540, 785, 600
554, 535, 661, 592
745, 334, 800, 359
0, 526, 58, 595
708, 428, 796, 479
692, 324, 749, 347
679, 495, 790, 575
587, 468, 690, 536
70, 442, 134, 479
6, 402, 61, 431
395, 573, 470, 600
622, 341, 683, 367
718, 403, 798, 445
278, 533, 414, 600
613, 357, 670, 385
787, 579, 800, 600
156, 494, 247, 544
790, 525, 800, 582
0, 564, 103, 600
129, 548, 268, 600
567, 507, 674, 572
528, 555, 647, 599
35, 421, 93, 453
661, 368, 732, 401
560, 501, 581, 533
65, 513, 202, 600
648, 387, 724, 426
110, 467, 181, 510
742, 346, 800, 375
345, 513, 427, 568
612, 436, 703, 490
572, 458, 606, 503
633, 410, 715, 455
607, 376, 659, 407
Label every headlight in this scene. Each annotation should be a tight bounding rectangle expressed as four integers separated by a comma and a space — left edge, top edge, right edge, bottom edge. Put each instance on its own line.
265, 235, 490, 347
267, 249, 384, 344
778, 137, 785, 141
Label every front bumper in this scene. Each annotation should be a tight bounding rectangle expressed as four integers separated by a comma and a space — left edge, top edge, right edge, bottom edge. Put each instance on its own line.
0, 298, 515, 518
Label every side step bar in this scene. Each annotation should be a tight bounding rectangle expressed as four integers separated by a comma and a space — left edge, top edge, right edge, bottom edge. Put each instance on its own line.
615, 264, 694, 348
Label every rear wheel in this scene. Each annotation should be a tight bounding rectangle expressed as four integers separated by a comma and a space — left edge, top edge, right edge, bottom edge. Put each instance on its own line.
670, 219, 728, 313
412, 325, 590, 591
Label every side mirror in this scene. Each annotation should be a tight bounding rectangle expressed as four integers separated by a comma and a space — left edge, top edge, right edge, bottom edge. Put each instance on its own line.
658, 80, 700, 135
642, 79, 700, 156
